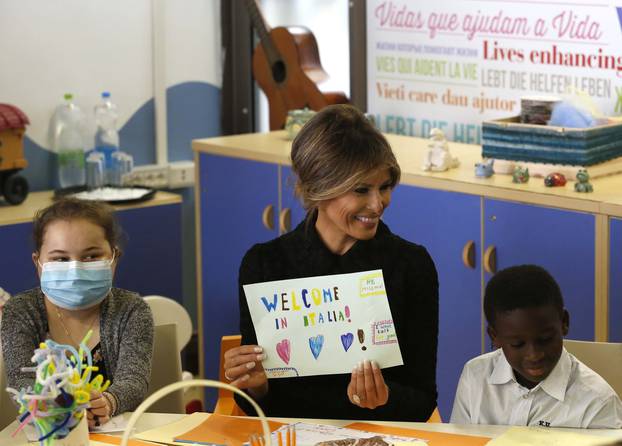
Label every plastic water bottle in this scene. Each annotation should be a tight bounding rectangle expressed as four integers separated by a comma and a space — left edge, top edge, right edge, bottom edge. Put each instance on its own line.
55, 93, 86, 188
94, 91, 120, 183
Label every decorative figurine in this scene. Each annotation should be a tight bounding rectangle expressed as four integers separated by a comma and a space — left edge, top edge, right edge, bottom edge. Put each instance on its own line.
422, 128, 460, 172
0, 103, 30, 205
475, 159, 495, 178
512, 166, 530, 183
574, 169, 594, 193
544, 172, 567, 187
285, 107, 316, 140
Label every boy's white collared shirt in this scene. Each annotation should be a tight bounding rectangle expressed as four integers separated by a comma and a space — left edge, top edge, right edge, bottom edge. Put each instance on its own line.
450, 347, 622, 428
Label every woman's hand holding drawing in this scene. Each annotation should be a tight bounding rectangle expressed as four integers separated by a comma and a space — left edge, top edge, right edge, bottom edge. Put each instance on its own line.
224, 344, 269, 398
347, 359, 389, 409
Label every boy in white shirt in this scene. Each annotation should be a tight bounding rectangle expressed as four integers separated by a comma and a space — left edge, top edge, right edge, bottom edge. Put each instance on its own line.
450, 265, 622, 428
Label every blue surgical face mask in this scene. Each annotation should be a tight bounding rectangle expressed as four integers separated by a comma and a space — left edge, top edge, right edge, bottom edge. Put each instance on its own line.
40, 256, 114, 310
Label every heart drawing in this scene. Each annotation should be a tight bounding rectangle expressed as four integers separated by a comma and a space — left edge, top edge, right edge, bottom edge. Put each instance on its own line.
308, 335, 324, 360
341, 333, 354, 352
276, 339, 291, 365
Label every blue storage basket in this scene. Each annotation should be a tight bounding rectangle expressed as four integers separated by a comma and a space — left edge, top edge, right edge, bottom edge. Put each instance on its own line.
482, 117, 622, 166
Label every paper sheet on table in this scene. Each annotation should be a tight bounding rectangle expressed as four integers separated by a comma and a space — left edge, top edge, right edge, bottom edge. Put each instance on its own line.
271, 422, 427, 446
132, 412, 215, 445
345, 422, 491, 446
172, 413, 285, 446
24, 415, 127, 441
91, 415, 128, 433
486, 426, 615, 446
243, 270, 403, 378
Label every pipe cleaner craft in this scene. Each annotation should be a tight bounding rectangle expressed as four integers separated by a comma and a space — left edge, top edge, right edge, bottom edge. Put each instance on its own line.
6, 330, 110, 445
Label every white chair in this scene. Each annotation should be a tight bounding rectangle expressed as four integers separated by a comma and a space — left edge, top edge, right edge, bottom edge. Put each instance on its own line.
145, 323, 185, 413
144, 296, 192, 414
143, 295, 192, 352
564, 339, 622, 397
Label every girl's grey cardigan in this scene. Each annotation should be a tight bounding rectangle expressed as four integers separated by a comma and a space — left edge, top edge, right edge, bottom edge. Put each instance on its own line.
1, 287, 154, 415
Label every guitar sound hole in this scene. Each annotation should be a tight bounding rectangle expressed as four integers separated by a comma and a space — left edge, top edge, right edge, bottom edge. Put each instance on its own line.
271, 61, 286, 83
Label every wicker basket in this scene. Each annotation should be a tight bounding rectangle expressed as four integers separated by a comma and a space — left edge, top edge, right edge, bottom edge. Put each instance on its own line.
482, 116, 622, 166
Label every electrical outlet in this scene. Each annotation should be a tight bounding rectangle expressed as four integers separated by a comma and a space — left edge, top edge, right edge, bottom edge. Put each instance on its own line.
123, 161, 195, 189
168, 161, 195, 188
125, 164, 169, 189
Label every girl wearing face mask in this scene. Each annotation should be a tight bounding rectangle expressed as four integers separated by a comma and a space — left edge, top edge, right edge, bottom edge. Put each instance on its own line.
1, 198, 154, 429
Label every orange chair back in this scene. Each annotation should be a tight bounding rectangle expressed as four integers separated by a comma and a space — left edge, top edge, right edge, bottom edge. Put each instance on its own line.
214, 334, 246, 416
427, 407, 442, 423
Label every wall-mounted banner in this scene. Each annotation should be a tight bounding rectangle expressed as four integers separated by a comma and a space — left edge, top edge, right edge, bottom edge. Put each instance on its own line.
243, 270, 403, 378
367, 0, 622, 144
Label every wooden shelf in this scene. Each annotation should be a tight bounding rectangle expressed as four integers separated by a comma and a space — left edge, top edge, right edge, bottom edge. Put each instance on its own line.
193, 131, 622, 217
0, 190, 182, 227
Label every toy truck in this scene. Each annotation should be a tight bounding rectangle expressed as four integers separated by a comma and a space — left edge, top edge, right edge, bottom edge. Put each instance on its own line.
0, 104, 30, 205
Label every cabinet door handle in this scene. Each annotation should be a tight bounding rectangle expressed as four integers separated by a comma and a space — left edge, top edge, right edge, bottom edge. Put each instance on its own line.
483, 245, 497, 274
462, 240, 476, 269
279, 208, 291, 233
262, 204, 274, 231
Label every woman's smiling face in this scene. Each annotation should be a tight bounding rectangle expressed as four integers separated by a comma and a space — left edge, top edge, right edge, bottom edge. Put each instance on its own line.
315, 167, 393, 254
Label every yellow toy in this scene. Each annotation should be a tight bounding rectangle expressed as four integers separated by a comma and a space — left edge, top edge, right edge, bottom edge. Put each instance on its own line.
0, 103, 30, 204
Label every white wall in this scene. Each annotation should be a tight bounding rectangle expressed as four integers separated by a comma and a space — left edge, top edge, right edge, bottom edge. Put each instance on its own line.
0, 0, 221, 151
165, 0, 221, 88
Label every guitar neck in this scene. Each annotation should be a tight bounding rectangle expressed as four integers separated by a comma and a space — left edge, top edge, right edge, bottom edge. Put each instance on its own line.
245, 0, 282, 65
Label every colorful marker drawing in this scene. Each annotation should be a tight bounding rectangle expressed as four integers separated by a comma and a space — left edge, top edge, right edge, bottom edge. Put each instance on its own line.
309, 334, 324, 359
357, 328, 367, 351
243, 269, 403, 378
341, 332, 354, 352
276, 339, 291, 364
265, 367, 299, 378
359, 272, 386, 297
372, 320, 398, 345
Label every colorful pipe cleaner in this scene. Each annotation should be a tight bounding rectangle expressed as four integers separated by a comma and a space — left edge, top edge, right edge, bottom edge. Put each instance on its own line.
6, 330, 110, 446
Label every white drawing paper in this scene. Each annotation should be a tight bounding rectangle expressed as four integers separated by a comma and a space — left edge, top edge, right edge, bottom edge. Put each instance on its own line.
243, 270, 403, 378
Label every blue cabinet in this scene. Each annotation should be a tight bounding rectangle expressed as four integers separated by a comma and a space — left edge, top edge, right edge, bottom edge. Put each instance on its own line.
0, 222, 38, 295
383, 188, 597, 419
610, 218, 622, 342
484, 199, 595, 341
198, 153, 280, 408
383, 185, 481, 421
114, 204, 182, 301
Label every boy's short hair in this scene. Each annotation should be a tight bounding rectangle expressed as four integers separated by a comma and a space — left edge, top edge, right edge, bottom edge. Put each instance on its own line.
484, 264, 564, 327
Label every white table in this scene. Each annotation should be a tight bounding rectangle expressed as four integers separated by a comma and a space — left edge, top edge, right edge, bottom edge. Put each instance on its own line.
2, 412, 622, 445
0, 412, 185, 444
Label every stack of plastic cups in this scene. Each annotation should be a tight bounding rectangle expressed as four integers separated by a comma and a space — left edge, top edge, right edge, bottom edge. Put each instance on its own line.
86, 152, 105, 189
111, 152, 134, 186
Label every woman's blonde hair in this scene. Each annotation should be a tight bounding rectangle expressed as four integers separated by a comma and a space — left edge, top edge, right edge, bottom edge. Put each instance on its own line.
291, 104, 401, 213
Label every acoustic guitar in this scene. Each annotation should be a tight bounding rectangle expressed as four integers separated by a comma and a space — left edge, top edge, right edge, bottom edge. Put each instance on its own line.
246, 0, 349, 130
